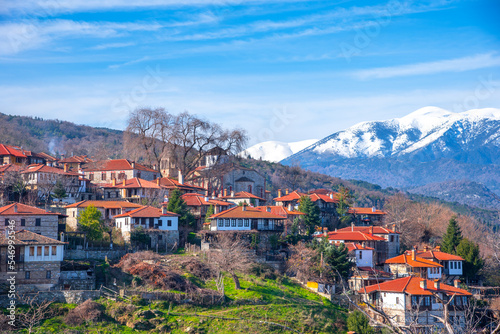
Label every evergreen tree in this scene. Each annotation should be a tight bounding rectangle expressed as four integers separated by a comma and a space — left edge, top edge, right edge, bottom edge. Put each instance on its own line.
167, 188, 195, 228
347, 311, 375, 334
130, 226, 151, 249
52, 180, 67, 202
441, 216, 463, 254
205, 204, 214, 223
77, 205, 106, 241
312, 239, 353, 282
456, 238, 484, 281
298, 196, 321, 235
336, 186, 353, 227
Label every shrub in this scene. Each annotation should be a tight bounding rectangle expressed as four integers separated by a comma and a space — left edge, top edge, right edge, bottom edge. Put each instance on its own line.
64, 299, 105, 326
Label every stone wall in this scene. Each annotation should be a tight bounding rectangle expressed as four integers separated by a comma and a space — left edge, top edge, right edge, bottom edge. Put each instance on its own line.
64, 249, 128, 260
60, 270, 96, 290
0, 214, 59, 239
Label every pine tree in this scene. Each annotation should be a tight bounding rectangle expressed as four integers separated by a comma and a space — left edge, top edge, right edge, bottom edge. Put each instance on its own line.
298, 196, 320, 235
167, 188, 195, 228
347, 311, 375, 334
456, 238, 484, 281
312, 240, 353, 282
52, 180, 67, 202
441, 216, 463, 254
336, 185, 353, 227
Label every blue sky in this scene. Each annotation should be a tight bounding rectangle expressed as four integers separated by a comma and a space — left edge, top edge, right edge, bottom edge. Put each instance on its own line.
1, 0, 499, 145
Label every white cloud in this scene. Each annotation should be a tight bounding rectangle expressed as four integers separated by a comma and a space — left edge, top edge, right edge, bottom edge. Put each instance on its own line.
353, 53, 500, 80
90, 42, 135, 50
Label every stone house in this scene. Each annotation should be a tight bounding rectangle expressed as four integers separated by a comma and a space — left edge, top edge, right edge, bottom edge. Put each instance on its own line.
359, 276, 471, 332
384, 250, 443, 280
64, 200, 142, 230
219, 190, 266, 207
348, 207, 387, 225
58, 155, 94, 171
0, 144, 28, 165
181, 193, 233, 229
337, 225, 400, 261
82, 159, 159, 185
416, 246, 464, 283
114, 205, 179, 248
0, 230, 66, 292
100, 177, 166, 203
0, 203, 64, 240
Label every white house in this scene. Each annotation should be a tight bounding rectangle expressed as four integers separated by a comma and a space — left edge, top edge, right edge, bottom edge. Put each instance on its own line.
360, 276, 471, 332
416, 246, 464, 280
346, 242, 374, 268
208, 205, 285, 232
114, 205, 179, 244
385, 249, 443, 280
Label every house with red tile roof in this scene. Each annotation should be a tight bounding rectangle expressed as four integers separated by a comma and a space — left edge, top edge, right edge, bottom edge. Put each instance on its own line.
0, 229, 66, 292
100, 177, 165, 203
207, 205, 285, 232
0, 144, 27, 165
345, 242, 375, 268
181, 193, 233, 229
0, 202, 65, 239
114, 205, 179, 248
415, 246, 464, 280
254, 205, 305, 234
58, 155, 94, 171
219, 190, 266, 206
82, 159, 160, 184
157, 177, 206, 196
338, 224, 400, 260
64, 200, 142, 230
359, 276, 471, 331
21, 164, 83, 203
384, 249, 444, 280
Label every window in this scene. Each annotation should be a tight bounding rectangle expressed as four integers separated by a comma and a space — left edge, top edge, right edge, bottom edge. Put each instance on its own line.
44, 246, 49, 256
238, 219, 243, 227
167, 220, 172, 227
158, 219, 162, 226
244, 219, 249, 227
458, 262, 461, 269
4, 219, 8, 226
411, 296, 418, 306
37, 247, 42, 256
29, 247, 35, 256
46, 270, 51, 279
35, 218, 41, 226
396, 296, 400, 305
111, 172, 115, 179
424, 296, 431, 306
225, 219, 230, 227
21, 219, 25, 226
137, 172, 141, 178
359, 251, 362, 259
231, 219, 236, 227
158, 234, 162, 240
218, 220, 223, 227
390, 235, 394, 242
101, 172, 106, 180
89, 173, 94, 181
25, 271, 30, 279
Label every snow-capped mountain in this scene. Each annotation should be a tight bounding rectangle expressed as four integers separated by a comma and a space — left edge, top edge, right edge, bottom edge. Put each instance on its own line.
240, 139, 318, 162
291, 107, 500, 162
281, 107, 500, 197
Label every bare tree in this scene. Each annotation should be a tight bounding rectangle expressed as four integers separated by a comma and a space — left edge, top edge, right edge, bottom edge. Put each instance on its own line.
16, 294, 54, 334
208, 232, 255, 290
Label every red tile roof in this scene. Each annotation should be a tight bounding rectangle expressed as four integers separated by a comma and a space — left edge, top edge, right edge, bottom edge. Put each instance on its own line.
345, 242, 374, 251
0, 144, 27, 158
320, 231, 386, 242
274, 190, 338, 203
385, 254, 443, 268
181, 193, 232, 207
21, 164, 80, 176
220, 191, 265, 201
102, 177, 161, 189
65, 200, 143, 209
254, 205, 305, 217
114, 206, 179, 218
0, 164, 22, 174
209, 205, 286, 220
309, 192, 338, 203
273, 190, 306, 202
349, 207, 387, 215
360, 276, 471, 296
337, 226, 399, 234
83, 159, 157, 173
0, 229, 66, 246
157, 177, 205, 191
35, 152, 57, 162
0, 203, 60, 216
415, 250, 464, 262
59, 155, 94, 164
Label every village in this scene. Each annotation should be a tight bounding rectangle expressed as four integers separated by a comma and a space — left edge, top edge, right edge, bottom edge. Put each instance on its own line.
0, 140, 498, 334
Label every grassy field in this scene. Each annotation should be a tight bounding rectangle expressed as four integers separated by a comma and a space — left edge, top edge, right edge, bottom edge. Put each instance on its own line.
25, 255, 347, 334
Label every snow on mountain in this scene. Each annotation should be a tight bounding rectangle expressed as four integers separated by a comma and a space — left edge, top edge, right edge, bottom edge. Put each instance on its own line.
301, 107, 500, 160
241, 139, 318, 162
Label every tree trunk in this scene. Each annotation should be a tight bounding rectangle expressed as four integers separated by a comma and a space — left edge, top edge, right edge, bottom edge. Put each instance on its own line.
231, 273, 241, 290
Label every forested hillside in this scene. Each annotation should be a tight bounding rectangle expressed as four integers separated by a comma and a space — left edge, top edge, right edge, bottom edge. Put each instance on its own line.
0, 112, 124, 159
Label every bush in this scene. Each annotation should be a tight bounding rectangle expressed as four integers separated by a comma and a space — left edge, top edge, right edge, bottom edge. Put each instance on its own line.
347, 310, 374, 334
64, 299, 105, 326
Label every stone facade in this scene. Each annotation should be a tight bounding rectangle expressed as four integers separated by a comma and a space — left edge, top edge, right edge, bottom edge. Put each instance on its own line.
60, 270, 96, 290
0, 214, 59, 240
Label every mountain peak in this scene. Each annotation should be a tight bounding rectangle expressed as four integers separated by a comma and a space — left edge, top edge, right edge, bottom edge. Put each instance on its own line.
397, 106, 454, 133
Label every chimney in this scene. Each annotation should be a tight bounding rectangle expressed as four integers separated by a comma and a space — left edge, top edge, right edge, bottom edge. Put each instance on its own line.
156, 178, 160, 186
242, 203, 246, 211
424, 245, 429, 252
288, 203, 292, 211
454, 279, 460, 288
231, 190, 235, 197
278, 189, 282, 198
162, 205, 167, 215
112, 178, 116, 186
370, 226, 374, 235
63, 163, 68, 172
224, 189, 227, 197
14, 204, 18, 213
122, 179, 126, 186
434, 279, 440, 290
412, 248, 416, 261
435, 246, 441, 251
178, 170, 184, 184
285, 188, 289, 195
204, 196, 209, 202
362, 241, 366, 248
131, 161, 136, 169
392, 223, 396, 232
372, 206, 376, 213
329, 193, 333, 199
420, 279, 427, 290
351, 222, 354, 232
214, 206, 218, 214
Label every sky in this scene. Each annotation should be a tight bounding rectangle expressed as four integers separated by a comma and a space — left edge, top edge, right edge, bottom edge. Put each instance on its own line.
1, 0, 499, 145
